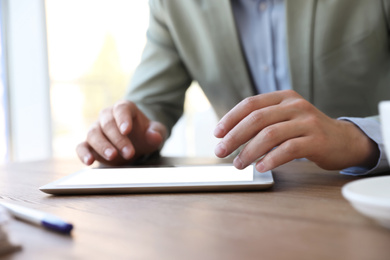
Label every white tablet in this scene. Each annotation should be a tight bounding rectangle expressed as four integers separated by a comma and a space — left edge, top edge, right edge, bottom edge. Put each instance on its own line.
39, 165, 273, 195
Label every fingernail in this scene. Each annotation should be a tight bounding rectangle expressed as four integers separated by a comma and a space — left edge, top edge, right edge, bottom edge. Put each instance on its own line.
214, 143, 227, 157
234, 157, 244, 169
214, 124, 225, 137
104, 148, 114, 160
120, 122, 129, 134
256, 162, 266, 172
122, 146, 133, 159
83, 154, 92, 164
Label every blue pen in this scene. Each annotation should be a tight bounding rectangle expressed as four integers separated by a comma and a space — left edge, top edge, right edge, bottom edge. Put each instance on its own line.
0, 202, 73, 234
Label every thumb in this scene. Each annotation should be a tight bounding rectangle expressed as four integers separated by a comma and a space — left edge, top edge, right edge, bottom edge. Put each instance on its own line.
145, 121, 167, 149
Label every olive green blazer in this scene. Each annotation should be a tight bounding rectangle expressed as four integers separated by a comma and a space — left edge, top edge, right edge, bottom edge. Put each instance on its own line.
126, 0, 390, 134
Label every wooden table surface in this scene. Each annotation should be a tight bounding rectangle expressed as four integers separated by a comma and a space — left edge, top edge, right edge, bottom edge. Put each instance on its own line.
0, 157, 389, 260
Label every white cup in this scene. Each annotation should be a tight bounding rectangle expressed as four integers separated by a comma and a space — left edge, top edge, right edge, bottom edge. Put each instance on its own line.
379, 101, 390, 164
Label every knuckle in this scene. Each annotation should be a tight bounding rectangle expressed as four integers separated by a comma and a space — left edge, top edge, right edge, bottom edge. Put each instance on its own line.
286, 98, 315, 116
115, 138, 129, 150
100, 116, 115, 131
292, 98, 310, 110
282, 141, 299, 156
224, 131, 237, 146
87, 123, 100, 138
305, 114, 322, 129
238, 142, 259, 165
100, 121, 111, 131
86, 131, 97, 143
238, 149, 250, 165
264, 155, 276, 169
247, 110, 263, 125
262, 126, 278, 140
281, 89, 298, 98
242, 96, 258, 110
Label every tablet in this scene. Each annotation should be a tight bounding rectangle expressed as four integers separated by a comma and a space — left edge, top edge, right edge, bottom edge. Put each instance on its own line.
39, 164, 273, 195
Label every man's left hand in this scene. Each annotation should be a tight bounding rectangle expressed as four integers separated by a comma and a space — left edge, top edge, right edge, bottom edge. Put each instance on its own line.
214, 90, 379, 172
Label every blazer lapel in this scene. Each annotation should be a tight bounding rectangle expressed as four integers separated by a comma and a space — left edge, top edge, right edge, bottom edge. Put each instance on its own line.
285, 0, 317, 102
199, 0, 317, 102
202, 0, 256, 100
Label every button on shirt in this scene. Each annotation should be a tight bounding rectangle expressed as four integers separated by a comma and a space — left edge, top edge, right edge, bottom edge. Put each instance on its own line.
232, 0, 290, 94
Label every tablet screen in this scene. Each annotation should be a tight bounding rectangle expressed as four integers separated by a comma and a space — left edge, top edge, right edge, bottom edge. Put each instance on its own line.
57, 165, 254, 186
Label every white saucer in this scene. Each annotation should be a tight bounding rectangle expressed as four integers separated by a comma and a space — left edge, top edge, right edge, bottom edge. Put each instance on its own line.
342, 176, 390, 229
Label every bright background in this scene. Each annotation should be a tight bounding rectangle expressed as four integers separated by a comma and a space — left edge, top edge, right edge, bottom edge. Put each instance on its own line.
45, 0, 219, 160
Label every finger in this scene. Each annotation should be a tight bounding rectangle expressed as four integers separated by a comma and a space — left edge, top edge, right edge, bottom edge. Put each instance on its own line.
76, 142, 95, 165
86, 122, 119, 161
128, 121, 167, 155
214, 91, 289, 138
77, 140, 130, 166
100, 107, 135, 160
233, 120, 306, 169
145, 121, 167, 147
214, 105, 290, 158
113, 101, 167, 156
89, 148, 128, 166
113, 100, 138, 135
255, 137, 310, 172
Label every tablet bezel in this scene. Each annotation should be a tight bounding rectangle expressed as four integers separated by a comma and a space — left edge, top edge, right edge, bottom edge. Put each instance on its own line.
39, 165, 274, 195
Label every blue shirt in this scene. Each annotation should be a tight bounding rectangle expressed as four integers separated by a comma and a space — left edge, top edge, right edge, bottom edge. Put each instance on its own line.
232, 0, 289, 94
231, 0, 387, 175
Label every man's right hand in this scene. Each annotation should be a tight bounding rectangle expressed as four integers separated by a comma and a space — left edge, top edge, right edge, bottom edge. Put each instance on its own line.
76, 100, 167, 166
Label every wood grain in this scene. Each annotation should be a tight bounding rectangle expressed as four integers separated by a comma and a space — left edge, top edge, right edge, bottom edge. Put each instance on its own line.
0, 158, 389, 260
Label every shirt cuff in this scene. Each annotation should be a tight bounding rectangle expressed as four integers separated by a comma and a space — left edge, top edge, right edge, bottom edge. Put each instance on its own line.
337, 117, 389, 176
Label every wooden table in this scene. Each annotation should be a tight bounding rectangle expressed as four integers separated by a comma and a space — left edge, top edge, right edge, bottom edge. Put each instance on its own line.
0, 157, 389, 260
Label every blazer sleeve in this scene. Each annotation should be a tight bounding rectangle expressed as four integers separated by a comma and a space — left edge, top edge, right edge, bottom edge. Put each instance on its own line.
124, 0, 193, 136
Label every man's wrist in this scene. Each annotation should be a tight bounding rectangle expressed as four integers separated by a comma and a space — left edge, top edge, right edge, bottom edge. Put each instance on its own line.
338, 117, 386, 175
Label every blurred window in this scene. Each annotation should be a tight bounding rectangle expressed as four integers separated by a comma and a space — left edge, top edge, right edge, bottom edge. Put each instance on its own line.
45, 0, 218, 160
0, 1, 9, 163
